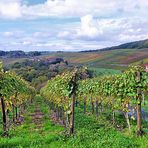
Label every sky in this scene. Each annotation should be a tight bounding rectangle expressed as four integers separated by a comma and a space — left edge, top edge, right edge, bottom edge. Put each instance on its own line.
0, 0, 148, 51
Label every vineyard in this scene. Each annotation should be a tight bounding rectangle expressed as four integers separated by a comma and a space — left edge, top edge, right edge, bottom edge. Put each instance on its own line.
40, 66, 148, 136
0, 62, 148, 147
0, 62, 35, 136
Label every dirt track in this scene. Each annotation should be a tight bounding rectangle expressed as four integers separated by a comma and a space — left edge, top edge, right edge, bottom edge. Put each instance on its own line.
31, 107, 44, 130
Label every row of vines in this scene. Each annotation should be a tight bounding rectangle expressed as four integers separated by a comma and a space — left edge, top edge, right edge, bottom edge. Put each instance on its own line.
0, 62, 35, 135
41, 66, 148, 136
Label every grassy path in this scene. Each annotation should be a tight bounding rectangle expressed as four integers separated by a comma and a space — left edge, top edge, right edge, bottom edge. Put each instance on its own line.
30, 101, 44, 131
0, 96, 64, 148
0, 95, 148, 148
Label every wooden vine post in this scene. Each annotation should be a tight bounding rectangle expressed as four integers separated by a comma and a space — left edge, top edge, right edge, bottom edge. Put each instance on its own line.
100, 98, 103, 113
0, 97, 7, 135
70, 70, 77, 135
70, 93, 75, 134
12, 104, 15, 122
84, 97, 86, 114
15, 106, 18, 120
91, 98, 94, 114
136, 71, 143, 136
96, 99, 99, 117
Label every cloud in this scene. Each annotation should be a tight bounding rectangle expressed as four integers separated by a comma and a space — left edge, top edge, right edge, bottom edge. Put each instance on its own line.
22, 0, 148, 19
0, 0, 148, 51
0, 0, 148, 19
19, 0, 129, 19
33, 32, 51, 38
0, 0, 22, 19
77, 15, 103, 39
57, 15, 103, 41
3, 32, 14, 37
57, 31, 70, 38
0, 14, 148, 51
56, 15, 148, 43
1, 31, 25, 39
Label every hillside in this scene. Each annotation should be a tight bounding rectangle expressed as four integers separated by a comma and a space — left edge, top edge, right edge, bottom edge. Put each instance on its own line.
101, 39, 148, 51
83, 39, 148, 52
1, 40, 148, 72
48, 48, 148, 70
1, 49, 148, 72
37, 40, 148, 70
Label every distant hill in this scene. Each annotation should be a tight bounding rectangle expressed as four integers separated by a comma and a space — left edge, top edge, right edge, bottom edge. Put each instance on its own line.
82, 39, 148, 52
1, 39, 148, 70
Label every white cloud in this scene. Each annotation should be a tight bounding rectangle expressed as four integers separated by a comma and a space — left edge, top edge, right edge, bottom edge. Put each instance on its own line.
1, 31, 25, 38
3, 32, 14, 37
77, 15, 103, 39
56, 16, 148, 43
20, 0, 115, 18
1, 15, 148, 51
57, 31, 70, 38
0, 0, 147, 19
118, 34, 148, 42
57, 15, 103, 40
33, 32, 51, 38
23, 0, 148, 19
0, 0, 148, 51
0, 0, 22, 19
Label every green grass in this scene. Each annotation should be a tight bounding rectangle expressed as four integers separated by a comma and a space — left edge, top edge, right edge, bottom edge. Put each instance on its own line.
0, 96, 64, 148
142, 99, 148, 112
0, 96, 148, 148
59, 106, 148, 148
88, 67, 121, 77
